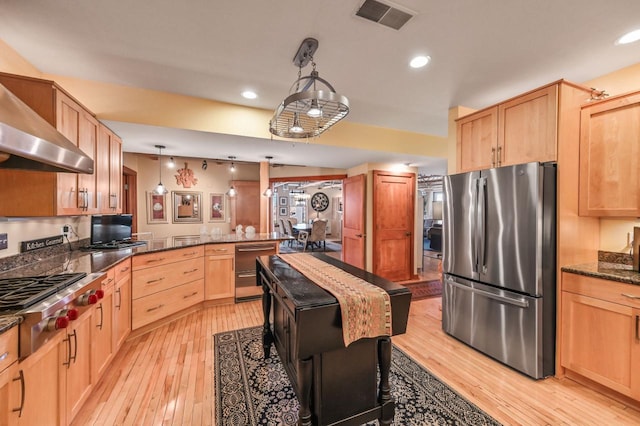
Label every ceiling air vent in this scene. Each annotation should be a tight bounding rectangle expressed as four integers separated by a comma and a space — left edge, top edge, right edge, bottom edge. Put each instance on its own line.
355, 0, 414, 30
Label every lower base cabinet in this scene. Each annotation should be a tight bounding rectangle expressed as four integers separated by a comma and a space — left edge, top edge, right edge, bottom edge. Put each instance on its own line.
62, 309, 94, 425
113, 267, 131, 351
561, 272, 640, 400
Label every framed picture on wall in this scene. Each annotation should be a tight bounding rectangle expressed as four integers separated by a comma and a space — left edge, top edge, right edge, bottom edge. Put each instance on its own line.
279, 196, 288, 206
209, 193, 226, 222
146, 191, 168, 224
172, 191, 202, 223
279, 207, 287, 216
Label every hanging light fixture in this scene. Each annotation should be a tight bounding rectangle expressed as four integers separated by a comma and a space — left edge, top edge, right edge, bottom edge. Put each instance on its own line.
153, 145, 168, 195
263, 156, 273, 197
168, 157, 175, 168
227, 156, 237, 197
269, 37, 349, 139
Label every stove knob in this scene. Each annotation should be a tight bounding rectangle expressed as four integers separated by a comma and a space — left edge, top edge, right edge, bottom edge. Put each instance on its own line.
67, 308, 79, 321
95, 289, 104, 300
45, 315, 69, 331
77, 293, 98, 306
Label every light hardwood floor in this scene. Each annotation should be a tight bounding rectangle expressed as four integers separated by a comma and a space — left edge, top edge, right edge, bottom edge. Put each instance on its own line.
73, 296, 640, 426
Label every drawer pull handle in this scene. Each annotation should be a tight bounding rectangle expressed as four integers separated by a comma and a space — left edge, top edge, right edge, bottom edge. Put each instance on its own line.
183, 251, 198, 256
238, 273, 257, 278
183, 291, 198, 299
213, 248, 228, 252
147, 257, 165, 263
184, 268, 199, 274
147, 277, 165, 284
12, 369, 25, 417
102, 278, 114, 286
0, 351, 8, 362
622, 293, 640, 300
237, 247, 274, 252
636, 315, 640, 341
120, 266, 130, 272
147, 304, 164, 312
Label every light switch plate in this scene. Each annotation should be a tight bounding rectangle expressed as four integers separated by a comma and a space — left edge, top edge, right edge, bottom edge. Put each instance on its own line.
0, 233, 7, 250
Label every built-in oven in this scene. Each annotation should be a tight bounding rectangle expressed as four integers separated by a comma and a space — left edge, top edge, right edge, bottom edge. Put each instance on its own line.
235, 242, 277, 301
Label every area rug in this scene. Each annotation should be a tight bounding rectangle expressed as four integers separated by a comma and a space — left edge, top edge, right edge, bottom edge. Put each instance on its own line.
403, 279, 442, 301
214, 326, 500, 426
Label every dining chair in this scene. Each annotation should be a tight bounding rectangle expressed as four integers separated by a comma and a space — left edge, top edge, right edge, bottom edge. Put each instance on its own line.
307, 219, 327, 251
297, 231, 309, 252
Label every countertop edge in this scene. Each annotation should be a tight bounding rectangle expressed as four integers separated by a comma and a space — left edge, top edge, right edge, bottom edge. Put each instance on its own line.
561, 262, 640, 286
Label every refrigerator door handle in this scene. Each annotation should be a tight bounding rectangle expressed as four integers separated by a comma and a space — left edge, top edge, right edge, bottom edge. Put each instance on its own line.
446, 278, 530, 308
471, 178, 479, 273
477, 177, 487, 273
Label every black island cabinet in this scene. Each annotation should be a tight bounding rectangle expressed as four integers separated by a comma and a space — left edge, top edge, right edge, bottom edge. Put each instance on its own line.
257, 254, 411, 426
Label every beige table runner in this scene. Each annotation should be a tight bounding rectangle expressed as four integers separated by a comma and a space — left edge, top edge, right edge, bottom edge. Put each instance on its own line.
278, 253, 392, 346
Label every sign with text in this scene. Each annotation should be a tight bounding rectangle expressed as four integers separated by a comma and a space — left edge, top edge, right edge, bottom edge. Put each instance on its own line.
21, 235, 64, 253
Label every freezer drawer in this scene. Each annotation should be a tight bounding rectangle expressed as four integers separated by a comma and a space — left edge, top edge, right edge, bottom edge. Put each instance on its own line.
442, 274, 555, 379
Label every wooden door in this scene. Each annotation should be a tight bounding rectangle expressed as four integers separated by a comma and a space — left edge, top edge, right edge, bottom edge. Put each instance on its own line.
372, 171, 415, 281
114, 274, 131, 351
205, 245, 235, 300
578, 91, 640, 217
230, 181, 260, 229
56, 90, 82, 215
342, 174, 366, 269
96, 124, 111, 213
110, 134, 123, 212
64, 310, 93, 424
498, 84, 558, 166
78, 111, 98, 213
92, 289, 114, 381
456, 106, 498, 172
122, 166, 138, 234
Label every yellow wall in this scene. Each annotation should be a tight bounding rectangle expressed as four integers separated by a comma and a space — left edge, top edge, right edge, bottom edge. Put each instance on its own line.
584, 62, 640, 253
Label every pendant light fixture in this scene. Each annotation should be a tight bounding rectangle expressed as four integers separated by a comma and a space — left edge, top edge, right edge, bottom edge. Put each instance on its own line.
153, 145, 168, 195
263, 156, 273, 197
227, 156, 237, 197
269, 37, 349, 139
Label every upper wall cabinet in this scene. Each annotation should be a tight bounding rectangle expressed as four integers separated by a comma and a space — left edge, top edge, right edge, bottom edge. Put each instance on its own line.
97, 124, 122, 213
456, 81, 589, 173
0, 72, 121, 217
579, 91, 640, 217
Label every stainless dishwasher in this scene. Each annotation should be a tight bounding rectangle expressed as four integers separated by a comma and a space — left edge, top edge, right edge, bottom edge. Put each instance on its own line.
235, 242, 277, 301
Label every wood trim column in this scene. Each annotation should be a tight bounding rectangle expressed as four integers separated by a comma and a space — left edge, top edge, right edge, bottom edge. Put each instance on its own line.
260, 160, 269, 233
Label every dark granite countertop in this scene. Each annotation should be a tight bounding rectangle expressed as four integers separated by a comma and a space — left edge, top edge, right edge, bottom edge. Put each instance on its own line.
0, 232, 290, 333
561, 251, 640, 285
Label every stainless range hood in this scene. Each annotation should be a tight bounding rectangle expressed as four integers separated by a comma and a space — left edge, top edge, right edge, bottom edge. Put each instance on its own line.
0, 83, 94, 174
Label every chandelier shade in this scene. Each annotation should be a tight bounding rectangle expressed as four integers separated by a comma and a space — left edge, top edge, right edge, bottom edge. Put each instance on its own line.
269, 38, 349, 139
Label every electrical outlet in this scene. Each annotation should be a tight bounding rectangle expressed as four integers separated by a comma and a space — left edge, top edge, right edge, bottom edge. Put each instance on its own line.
62, 225, 70, 238
0, 233, 7, 250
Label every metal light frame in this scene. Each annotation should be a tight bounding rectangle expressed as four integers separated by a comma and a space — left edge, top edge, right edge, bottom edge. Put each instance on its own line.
269, 38, 349, 139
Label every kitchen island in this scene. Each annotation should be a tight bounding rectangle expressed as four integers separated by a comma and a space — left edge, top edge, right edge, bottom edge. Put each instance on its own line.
257, 253, 411, 426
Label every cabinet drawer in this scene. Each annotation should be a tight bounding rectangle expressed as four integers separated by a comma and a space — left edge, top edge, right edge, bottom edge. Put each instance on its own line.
99, 268, 115, 292
0, 326, 18, 373
562, 272, 640, 308
132, 257, 204, 299
205, 243, 235, 256
114, 258, 132, 282
132, 279, 204, 330
132, 246, 204, 270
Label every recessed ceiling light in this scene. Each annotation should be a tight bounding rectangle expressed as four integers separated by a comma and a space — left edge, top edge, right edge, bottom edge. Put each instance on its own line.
409, 55, 431, 69
242, 90, 257, 99
616, 29, 640, 45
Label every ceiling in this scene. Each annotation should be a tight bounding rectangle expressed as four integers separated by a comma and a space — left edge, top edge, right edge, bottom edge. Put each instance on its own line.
1, 1, 639, 174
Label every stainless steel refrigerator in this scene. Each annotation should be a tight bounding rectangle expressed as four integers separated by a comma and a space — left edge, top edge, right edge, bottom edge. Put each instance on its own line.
442, 162, 556, 379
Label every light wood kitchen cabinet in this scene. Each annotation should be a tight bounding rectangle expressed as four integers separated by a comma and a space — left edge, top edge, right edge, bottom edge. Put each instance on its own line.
561, 272, 640, 400
456, 106, 498, 172
113, 259, 132, 351
0, 327, 19, 425
204, 244, 235, 302
456, 81, 589, 173
132, 247, 204, 330
230, 181, 260, 229
61, 308, 93, 425
92, 269, 114, 382
578, 90, 640, 217
12, 332, 64, 426
97, 124, 122, 213
0, 71, 120, 217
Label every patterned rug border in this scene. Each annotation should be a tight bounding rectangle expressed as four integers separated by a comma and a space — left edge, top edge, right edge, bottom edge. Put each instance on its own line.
402, 279, 442, 301
214, 326, 501, 426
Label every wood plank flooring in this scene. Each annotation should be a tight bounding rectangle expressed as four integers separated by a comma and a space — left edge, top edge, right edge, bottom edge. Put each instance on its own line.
73, 296, 640, 426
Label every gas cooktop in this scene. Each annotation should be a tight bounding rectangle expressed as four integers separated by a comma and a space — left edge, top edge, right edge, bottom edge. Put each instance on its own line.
0, 272, 87, 311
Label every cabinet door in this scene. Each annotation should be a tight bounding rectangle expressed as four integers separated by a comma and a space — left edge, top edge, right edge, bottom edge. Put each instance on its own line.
204, 253, 235, 300
561, 291, 640, 399
78, 111, 99, 213
14, 334, 63, 426
92, 290, 114, 382
579, 92, 640, 216
230, 181, 260, 228
498, 84, 558, 166
55, 90, 82, 215
62, 311, 93, 424
114, 274, 131, 351
456, 107, 498, 172
96, 124, 111, 213
0, 363, 19, 426
109, 133, 122, 213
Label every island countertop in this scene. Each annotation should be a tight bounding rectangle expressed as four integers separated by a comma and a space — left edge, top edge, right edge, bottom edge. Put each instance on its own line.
561, 251, 640, 286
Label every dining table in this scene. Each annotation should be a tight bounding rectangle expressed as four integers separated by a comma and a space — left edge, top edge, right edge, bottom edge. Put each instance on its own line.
293, 223, 313, 233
